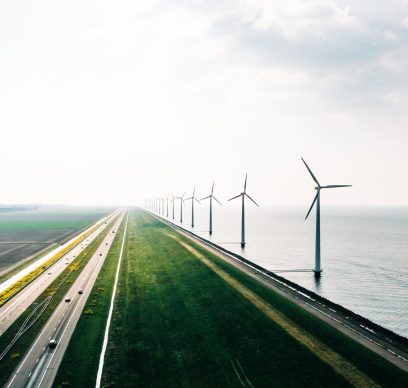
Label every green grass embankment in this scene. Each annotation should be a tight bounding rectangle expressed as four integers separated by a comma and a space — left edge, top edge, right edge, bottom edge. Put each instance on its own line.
0, 216, 120, 386
55, 209, 408, 387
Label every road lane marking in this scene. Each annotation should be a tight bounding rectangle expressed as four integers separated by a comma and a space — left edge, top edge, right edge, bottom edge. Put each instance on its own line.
95, 214, 128, 388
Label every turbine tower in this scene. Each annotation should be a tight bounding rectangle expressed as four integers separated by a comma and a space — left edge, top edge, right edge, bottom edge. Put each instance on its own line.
171, 194, 175, 220
201, 182, 221, 235
174, 192, 186, 223
302, 157, 352, 278
228, 173, 259, 247
185, 187, 201, 228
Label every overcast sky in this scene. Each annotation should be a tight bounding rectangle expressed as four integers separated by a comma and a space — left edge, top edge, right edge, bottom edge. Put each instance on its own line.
1, 0, 408, 206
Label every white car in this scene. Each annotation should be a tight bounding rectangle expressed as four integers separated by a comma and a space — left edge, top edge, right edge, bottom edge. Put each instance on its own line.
78, 289, 83, 294
49, 339, 57, 349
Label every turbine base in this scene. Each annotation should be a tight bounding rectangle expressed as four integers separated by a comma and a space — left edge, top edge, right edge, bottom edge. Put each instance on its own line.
313, 270, 322, 278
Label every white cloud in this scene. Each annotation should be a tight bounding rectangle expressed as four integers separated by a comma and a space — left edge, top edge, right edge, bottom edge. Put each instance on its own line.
238, 0, 362, 40
1, 0, 408, 206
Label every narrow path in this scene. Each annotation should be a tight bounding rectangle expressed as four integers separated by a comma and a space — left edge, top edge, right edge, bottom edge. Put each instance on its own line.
95, 214, 129, 388
166, 232, 380, 388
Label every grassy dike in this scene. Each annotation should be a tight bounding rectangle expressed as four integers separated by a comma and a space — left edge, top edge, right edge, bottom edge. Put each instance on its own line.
0, 216, 119, 386
58, 209, 407, 387
53, 214, 128, 387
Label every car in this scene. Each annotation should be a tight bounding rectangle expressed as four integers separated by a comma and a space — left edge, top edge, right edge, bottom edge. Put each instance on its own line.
65, 298, 71, 303
106, 242, 108, 245
99, 253, 102, 256
48, 272, 52, 275
78, 289, 83, 294
49, 339, 57, 349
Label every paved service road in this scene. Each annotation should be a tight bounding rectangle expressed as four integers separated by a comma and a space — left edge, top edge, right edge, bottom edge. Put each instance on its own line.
0, 210, 121, 336
6, 211, 126, 388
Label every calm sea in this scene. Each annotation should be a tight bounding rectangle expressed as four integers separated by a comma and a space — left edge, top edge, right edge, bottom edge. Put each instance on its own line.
165, 204, 408, 338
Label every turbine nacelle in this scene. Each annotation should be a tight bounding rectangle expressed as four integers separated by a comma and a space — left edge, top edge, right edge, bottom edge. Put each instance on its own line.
201, 182, 222, 205
228, 173, 260, 207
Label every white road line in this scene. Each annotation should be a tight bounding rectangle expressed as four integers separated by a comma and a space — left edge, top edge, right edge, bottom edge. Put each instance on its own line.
95, 215, 128, 388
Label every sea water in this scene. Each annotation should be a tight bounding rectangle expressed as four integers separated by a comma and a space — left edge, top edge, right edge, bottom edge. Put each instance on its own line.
167, 204, 408, 338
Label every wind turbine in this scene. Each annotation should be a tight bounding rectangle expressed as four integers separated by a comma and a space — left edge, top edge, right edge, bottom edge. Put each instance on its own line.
228, 173, 259, 247
302, 157, 352, 277
185, 187, 201, 228
201, 182, 221, 235
174, 192, 186, 223
166, 196, 169, 218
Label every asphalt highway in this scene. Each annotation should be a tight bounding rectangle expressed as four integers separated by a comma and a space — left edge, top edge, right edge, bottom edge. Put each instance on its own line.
0, 210, 120, 336
6, 211, 126, 388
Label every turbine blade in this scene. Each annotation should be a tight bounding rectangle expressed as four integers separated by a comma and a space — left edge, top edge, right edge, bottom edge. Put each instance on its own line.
305, 191, 319, 220
244, 173, 247, 192
211, 181, 214, 195
201, 195, 211, 201
301, 157, 320, 187
185, 197, 193, 200
194, 198, 201, 204
321, 185, 352, 188
212, 196, 222, 205
228, 193, 242, 201
245, 193, 259, 207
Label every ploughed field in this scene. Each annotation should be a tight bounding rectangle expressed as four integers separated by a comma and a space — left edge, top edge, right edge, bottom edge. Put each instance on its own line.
56, 209, 408, 387
0, 207, 113, 273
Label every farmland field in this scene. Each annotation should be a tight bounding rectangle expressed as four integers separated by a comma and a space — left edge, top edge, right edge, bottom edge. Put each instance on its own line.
0, 206, 115, 274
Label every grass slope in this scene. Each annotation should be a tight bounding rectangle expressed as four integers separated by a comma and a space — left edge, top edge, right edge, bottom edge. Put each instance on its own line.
55, 209, 408, 387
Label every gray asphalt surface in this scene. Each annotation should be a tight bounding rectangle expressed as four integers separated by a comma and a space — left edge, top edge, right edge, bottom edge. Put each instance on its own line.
0, 210, 120, 336
5, 210, 126, 388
